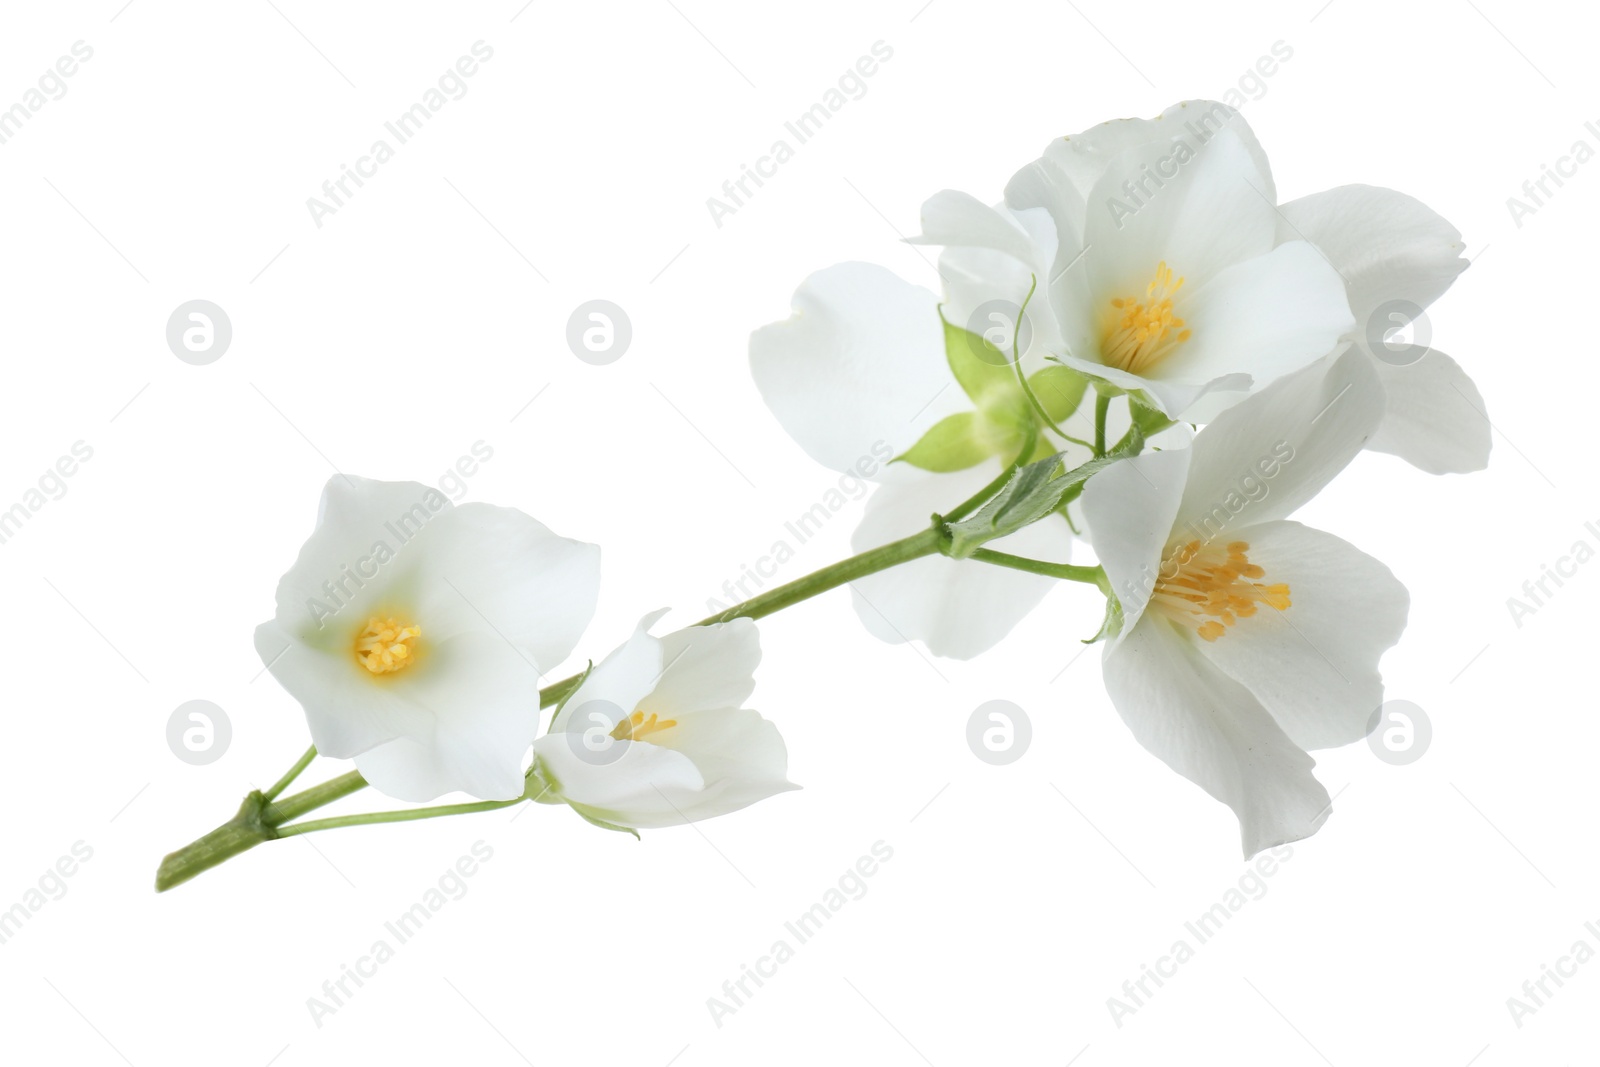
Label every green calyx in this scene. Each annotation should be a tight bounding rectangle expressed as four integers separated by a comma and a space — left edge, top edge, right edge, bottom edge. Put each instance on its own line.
894, 308, 1089, 473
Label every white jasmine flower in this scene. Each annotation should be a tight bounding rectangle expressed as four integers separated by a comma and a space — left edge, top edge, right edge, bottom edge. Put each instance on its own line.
1080, 353, 1408, 855
923, 99, 1486, 469
254, 475, 600, 802
917, 100, 1355, 420
531, 613, 796, 829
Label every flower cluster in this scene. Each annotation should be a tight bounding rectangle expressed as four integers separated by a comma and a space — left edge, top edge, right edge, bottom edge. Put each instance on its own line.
750, 99, 1486, 854
160, 99, 1487, 891
250, 477, 795, 831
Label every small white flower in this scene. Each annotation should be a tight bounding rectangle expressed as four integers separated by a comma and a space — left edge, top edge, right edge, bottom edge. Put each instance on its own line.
254, 475, 600, 802
1080, 352, 1409, 856
531, 613, 796, 829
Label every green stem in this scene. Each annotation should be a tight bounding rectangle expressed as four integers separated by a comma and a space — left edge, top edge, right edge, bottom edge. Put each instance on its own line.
969, 548, 1109, 592
944, 468, 1011, 524
159, 461, 1063, 890
1093, 392, 1111, 457
275, 797, 523, 837
697, 526, 946, 626
265, 770, 370, 824
543, 520, 967, 707
261, 745, 317, 802
155, 771, 369, 892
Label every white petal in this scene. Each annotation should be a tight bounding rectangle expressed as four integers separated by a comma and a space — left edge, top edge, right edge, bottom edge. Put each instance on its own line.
1083, 125, 1276, 296
1172, 350, 1384, 535
533, 732, 706, 823
1156, 241, 1355, 397
1051, 351, 1251, 420
1276, 184, 1467, 331
613, 708, 798, 828
1103, 614, 1332, 857
1170, 383, 1254, 426
411, 502, 600, 674
909, 189, 1048, 272
1080, 446, 1191, 637
353, 633, 543, 801
253, 620, 432, 757
551, 615, 666, 733
749, 263, 967, 473
1368, 348, 1491, 474
1041, 100, 1277, 221
1003, 154, 1087, 256
268, 475, 451, 632
641, 619, 762, 719
931, 203, 1067, 369
535, 620, 795, 829
1194, 521, 1409, 750
848, 462, 1071, 659
936, 240, 1062, 367
1003, 156, 1096, 361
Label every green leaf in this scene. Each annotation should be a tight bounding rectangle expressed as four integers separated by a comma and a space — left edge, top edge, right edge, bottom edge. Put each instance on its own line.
941, 310, 1029, 423
1028, 364, 1089, 423
546, 660, 593, 731
944, 424, 1147, 558
1084, 591, 1123, 644
571, 806, 641, 839
523, 758, 564, 804
1127, 399, 1175, 441
894, 412, 991, 473
945, 453, 1068, 558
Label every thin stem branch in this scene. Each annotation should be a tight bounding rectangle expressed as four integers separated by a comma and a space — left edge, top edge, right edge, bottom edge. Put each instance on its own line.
158, 456, 1052, 889
697, 526, 945, 627
265, 771, 369, 824
542, 525, 961, 709
155, 770, 370, 892
969, 547, 1108, 590
1093, 392, 1111, 457
261, 745, 317, 802
274, 797, 523, 837
1008, 276, 1093, 451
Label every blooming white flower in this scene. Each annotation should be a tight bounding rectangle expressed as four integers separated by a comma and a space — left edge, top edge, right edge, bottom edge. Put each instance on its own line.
531, 613, 796, 829
1080, 352, 1408, 856
749, 261, 1078, 659
254, 475, 599, 803
920, 99, 1486, 469
914, 100, 1355, 422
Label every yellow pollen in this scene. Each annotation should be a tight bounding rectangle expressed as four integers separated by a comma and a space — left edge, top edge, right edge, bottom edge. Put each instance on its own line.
355, 616, 421, 674
1101, 260, 1193, 375
1149, 540, 1290, 642
610, 709, 677, 743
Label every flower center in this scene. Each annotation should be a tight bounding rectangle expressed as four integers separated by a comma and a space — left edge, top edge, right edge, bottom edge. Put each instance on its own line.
355, 616, 421, 674
1101, 261, 1192, 375
1150, 540, 1290, 642
610, 710, 677, 743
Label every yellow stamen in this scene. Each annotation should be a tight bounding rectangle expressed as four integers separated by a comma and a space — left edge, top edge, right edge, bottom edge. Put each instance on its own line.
610, 709, 677, 742
1101, 260, 1193, 375
1149, 540, 1290, 641
355, 615, 421, 674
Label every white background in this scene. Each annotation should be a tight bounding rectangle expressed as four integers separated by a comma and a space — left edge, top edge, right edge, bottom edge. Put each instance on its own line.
0, 0, 1593, 1063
